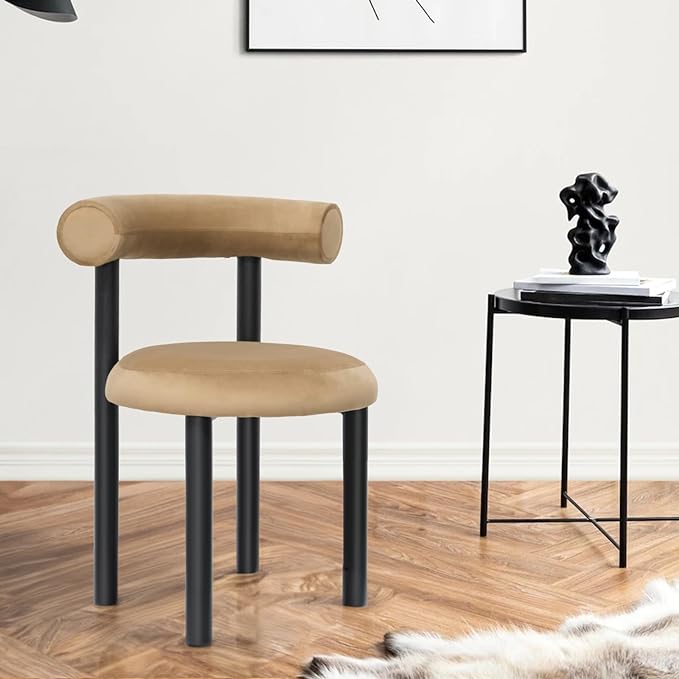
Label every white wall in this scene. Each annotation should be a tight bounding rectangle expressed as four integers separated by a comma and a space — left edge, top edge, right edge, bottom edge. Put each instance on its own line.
2, 1, 679, 479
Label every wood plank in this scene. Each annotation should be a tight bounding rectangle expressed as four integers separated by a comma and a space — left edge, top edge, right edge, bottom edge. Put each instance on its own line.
2, 481, 679, 678
0, 635, 81, 679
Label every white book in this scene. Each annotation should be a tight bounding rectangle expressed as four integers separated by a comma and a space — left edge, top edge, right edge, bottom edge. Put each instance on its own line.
513, 277, 676, 297
530, 269, 641, 286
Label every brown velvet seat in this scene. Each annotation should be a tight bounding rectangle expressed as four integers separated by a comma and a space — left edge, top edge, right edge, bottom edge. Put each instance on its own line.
106, 342, 377, 418
57, 194, 376, 648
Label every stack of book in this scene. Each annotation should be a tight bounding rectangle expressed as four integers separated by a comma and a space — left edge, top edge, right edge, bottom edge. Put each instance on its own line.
514, 270, 676, 306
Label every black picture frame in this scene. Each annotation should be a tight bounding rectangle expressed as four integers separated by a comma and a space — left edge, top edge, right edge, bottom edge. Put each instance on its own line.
246, 0, 526, 54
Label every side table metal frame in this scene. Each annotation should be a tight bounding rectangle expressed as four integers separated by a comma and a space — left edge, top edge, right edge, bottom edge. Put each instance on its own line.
480, 293, 679, 568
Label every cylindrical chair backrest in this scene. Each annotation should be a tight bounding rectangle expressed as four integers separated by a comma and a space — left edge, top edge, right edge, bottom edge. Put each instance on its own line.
57, 195, 343, 266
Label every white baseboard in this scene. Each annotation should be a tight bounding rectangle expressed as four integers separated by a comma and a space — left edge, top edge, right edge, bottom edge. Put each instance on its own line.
1, 442, 679, 481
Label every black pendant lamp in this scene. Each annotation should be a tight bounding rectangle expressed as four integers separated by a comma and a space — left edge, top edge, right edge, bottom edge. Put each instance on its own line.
4, 0, 77, 21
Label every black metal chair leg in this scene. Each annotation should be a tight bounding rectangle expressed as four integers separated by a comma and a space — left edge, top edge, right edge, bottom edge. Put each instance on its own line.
185, 416, 213, 647
561, 318, 571, 508
619, 310, 630, 568
480, 294, 495, 537
94, 261, 119, 606
236, 256, 261, 574
342, 408, 368, 607
236, 417, 260, 573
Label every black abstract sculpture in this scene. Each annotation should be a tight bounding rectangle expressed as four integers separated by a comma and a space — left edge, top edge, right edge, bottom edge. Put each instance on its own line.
3, 0, 77, 21
560, 173, 620, 275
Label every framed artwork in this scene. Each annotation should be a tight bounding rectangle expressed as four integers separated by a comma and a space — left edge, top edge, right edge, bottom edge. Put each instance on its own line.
247, 0, 526, 53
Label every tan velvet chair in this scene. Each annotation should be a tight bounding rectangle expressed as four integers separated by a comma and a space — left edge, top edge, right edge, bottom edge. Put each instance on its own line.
57, 195, 378, 646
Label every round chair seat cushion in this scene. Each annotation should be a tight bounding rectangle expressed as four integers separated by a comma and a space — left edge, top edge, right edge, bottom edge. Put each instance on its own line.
105, 342, 378, 418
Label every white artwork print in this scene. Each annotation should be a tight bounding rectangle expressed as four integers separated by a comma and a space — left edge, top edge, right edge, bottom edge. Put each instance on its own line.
249, 0, 525, 51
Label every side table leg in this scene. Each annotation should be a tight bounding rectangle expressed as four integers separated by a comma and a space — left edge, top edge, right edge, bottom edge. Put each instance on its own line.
560, 318, 572, 508
619, 309, 630, 568
480, 294, 495, 537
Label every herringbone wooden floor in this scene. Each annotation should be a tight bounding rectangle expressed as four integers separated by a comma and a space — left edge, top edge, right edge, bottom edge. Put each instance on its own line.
2, 481, 679, 678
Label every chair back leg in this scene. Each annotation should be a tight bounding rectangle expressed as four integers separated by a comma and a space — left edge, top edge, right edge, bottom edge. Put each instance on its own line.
237, 417, 260, 573
236, 256, 262, 574
342, 408, 368, 606
185, 416, 213, 646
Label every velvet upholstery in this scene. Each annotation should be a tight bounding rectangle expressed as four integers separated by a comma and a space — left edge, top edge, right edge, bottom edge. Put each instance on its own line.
105, 342, 378, 418
57, 195, 343, 266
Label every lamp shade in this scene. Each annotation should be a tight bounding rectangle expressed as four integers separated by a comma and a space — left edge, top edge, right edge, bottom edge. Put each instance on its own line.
4, 0, 77, 21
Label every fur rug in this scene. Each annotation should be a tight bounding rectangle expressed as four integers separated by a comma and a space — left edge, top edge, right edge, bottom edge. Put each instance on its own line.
301, 579, 679, 678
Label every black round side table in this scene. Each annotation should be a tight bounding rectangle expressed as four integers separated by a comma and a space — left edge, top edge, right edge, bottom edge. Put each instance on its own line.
480, 288, 679, 568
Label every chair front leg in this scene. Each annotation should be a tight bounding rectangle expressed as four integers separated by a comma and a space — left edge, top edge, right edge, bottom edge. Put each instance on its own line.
186, 416, 213, 646
342, 408, 368, 607
94, 261, 119, 606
